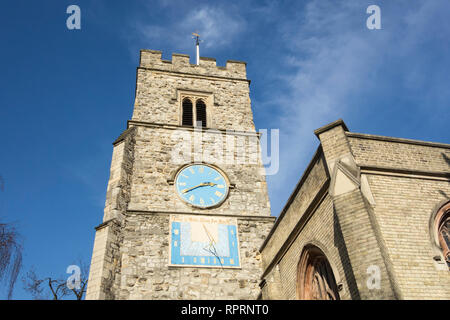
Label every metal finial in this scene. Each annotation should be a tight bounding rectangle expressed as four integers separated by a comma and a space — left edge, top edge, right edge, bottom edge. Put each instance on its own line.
192, 31, 203, 65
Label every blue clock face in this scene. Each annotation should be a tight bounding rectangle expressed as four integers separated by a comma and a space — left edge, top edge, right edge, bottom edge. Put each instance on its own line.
175, 164, 229, 208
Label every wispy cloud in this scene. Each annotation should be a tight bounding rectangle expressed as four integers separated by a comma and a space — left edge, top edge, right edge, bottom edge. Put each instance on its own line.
264, 0, 450, 215
183, 7, 245, 49
265, 1, 381, 212
127, 3, 245, 56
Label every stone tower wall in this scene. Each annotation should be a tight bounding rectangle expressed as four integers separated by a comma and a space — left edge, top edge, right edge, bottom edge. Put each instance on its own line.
86, 50, 275, 300
118, 213, 273, 299
132, 50, 255, 132
126, 125, 271, 216
86, 128, 136, 299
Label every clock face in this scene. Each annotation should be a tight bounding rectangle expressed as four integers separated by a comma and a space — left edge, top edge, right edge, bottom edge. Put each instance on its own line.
175, 164, 229, 208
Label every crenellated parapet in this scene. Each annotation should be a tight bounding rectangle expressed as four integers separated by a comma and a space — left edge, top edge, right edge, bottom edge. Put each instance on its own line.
139, 49, 248, 80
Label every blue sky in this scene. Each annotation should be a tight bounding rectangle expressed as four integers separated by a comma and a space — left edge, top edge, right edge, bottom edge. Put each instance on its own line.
0, 0, 449, 299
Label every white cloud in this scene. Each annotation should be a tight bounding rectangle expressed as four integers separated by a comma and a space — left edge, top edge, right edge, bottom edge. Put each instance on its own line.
130, 5, 245, 54
182, 7, 245, 49
266, 2, 380, 210
264, 0, 450, 215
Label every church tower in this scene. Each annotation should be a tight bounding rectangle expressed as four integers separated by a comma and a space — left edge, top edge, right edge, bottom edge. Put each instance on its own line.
85, 49, 275, 299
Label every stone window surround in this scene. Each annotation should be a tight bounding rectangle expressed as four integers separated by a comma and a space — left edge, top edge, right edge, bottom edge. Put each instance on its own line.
296, 242, 343, 300
429, 200, 450, 270
433, 201, 450, 268
178, 89, 213, 128
439, 213, 450, 266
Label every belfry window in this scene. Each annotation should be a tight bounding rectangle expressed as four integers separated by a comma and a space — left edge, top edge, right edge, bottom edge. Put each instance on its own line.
196, 100, 207, 128
436, 203, 450, 268
182, 98, 193, 126
181, 96, 209, 127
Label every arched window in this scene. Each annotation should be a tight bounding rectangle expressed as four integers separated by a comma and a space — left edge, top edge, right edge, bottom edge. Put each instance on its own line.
297, 245, 340, 300
435, 202, 450, 268
196, 99, 207, 128
182, 98, 193, 126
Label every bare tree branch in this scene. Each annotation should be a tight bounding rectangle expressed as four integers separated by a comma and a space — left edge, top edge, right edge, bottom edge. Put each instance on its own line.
0, 223, 23, 299
22, 260, 89, 300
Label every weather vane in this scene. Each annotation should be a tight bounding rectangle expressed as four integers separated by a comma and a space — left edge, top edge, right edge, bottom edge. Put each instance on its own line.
192, 31, 203, 65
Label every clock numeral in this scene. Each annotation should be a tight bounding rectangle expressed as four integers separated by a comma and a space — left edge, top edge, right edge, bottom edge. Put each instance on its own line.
214, 176, 221, 181
178, 182, 186, 186
189, 168, 195, 174
217, 184, 224, 189
210, 197, 216, 204
180, 174, 188, 179
200, 198, 205, 205
198, 167, 204, 173
215, 191, 223, 197
189, 195, 195, 202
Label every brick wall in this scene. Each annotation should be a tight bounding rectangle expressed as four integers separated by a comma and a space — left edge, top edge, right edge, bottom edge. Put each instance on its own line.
275, 196, 352, 299
347, 133, 450, 173
260, 150, 329, 272
366, 173, 450, 299
348, 131, 450, 299
260, 120, 450, 300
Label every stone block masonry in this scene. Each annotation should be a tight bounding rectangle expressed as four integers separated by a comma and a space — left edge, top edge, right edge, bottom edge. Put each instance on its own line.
133, 50, 255, 132
117, 213, 273, 300
86, 49, 275, 300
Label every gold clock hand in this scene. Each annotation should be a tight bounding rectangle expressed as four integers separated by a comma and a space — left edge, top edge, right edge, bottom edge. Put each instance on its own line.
182, 182, 208, 194
182, 182, 217, 193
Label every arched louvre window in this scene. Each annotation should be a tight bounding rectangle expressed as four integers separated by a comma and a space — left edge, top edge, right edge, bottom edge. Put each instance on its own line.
182, 98, 193, 126
297, 245, 340, 300
196, 100, 207, 128
436, 203, 450, 268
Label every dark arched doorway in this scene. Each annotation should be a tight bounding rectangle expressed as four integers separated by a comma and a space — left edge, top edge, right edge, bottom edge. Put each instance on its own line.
297, 245, 340, 300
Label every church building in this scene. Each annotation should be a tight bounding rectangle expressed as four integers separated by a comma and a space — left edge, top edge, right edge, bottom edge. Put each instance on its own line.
86, 49, 450, 300
259, 119, 450, 300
